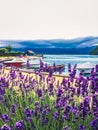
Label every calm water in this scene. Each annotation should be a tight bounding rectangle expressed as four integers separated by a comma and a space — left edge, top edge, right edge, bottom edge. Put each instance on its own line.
43, 55, 98, 75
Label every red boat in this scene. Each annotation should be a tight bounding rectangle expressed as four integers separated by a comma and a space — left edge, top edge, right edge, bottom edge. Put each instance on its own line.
4, 58, 25, 68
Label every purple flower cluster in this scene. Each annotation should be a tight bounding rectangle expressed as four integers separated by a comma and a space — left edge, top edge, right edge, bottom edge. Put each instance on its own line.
1, 114, 10, 122
1, 124, 11, 130
40, 60, 65, 74
15, 120, 24, 130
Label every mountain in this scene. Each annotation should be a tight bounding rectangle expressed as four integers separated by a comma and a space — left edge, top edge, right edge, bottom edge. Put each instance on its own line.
0, 36, 98, 54
90, 46, 98, 55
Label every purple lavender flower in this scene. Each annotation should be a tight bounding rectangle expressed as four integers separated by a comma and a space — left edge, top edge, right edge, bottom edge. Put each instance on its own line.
40, 60, 44, 67
10, 70, 17, 79
36, 89, 42, 97
68, 63, 71, 73
10, 104, 16, 114
15, 120, 24, 130
34, 101, 39, 106
53, 111, 59, 120
63, 125, 70, 130
48, 68, 53, 77
26, 117, 32, 123
90, 119, 98, 130
42, 118, 48, 126
1, 124, 11, 130
79, 124, 85, 130
24, 108, 31, 117
61, 77, 67, 85
2, 114, 10, 122
48, 83, 54, 92
0, 95, 4, 101
26, 60, 30, 69
73, 64, 77, 71
65, 105, 71, 113
0, 87, 5, 95
42, 109, 47, 117
57, 87, 63, 97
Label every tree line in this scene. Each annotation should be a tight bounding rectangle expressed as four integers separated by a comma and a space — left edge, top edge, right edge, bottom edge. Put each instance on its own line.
0, 45, 24, 56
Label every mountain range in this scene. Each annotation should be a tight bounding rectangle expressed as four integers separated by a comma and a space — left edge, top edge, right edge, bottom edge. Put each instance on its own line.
0, 36, 98, 54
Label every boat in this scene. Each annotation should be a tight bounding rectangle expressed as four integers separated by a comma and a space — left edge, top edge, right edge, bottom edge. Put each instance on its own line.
4, 58, 25, 68
22, 58, 51, 69
42, 64, 65, 72
3, 56, 42, 69
4, 56, 63, 72
77, 62, 95, 74
22, 58, 41, 69
0, 58, 13, 66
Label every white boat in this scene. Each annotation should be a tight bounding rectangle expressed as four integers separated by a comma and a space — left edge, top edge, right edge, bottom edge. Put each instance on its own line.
77, 62, 95, 74
22, 58, 41, 69
22, 58, 51, 69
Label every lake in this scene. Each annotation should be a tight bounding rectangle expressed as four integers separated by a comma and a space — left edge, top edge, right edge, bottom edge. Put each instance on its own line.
43, 55, 98, 75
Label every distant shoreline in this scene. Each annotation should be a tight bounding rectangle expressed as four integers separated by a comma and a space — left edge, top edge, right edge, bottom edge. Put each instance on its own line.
13, 48, 93, 55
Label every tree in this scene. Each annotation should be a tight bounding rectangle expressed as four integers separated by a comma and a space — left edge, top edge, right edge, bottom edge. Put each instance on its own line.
0, 48, 7, 56
5, 45, 13, 57
6, 45, 13, 54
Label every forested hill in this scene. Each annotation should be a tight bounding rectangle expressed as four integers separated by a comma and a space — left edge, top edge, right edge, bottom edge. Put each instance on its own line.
90, 46, 98, 55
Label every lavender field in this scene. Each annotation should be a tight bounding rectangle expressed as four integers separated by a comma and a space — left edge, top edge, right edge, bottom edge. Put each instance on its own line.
0, 63, 98, 130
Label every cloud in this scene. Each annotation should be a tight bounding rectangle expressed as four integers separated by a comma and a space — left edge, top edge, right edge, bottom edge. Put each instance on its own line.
0, 41, 24, 48
77, 38, 98, 48
0, 36, 98, 49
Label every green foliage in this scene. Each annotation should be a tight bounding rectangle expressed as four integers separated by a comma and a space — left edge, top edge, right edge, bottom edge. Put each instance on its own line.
0, 46, 24, 56
6, 45, 13, 53
0, 48, 7, 55
0, 44, 25, 57
90, 46, 98, 55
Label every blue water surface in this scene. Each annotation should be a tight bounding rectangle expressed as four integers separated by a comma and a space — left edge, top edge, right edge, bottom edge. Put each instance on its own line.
43, 55, 98, 75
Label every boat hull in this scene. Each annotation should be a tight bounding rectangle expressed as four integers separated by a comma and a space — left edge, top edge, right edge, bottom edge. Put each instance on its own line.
77, 68, 91, 74
43, 64, 65, 72
77, 62, 95, 75
22, 64, 40, 69
4, 62, 24, 68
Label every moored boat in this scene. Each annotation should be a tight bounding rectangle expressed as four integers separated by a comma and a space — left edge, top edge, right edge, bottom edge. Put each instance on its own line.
42, 64, 65, 72
22, 58, 41, 69
4, 58, 25, 68
77, 62, 95, 74
3, 56, 43, 68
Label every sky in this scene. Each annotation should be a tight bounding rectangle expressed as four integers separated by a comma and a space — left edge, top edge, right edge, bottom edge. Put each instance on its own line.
0, 0, 98, 40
